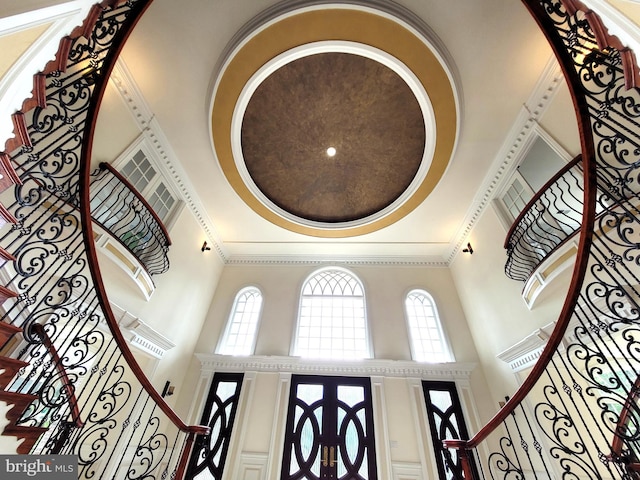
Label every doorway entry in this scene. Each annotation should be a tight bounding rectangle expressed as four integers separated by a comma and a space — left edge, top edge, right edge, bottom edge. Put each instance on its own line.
281, 375, 377, 480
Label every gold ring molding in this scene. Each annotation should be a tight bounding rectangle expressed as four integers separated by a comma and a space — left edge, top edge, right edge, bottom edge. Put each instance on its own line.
211, 5, 459, 238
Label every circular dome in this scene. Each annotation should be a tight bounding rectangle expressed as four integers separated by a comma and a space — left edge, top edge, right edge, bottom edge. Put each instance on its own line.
210, 5, 459, 238
241, 52, 425, 223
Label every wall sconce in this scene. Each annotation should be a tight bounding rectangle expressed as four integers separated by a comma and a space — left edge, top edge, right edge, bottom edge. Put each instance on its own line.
462, 242, 474, 254
201, 241, 211, 252
162, 381, 174, 398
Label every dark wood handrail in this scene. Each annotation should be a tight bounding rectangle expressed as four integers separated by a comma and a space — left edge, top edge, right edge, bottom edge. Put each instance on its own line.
503, 154, 582, 249
611, 373, 640, 457
77, 0, 208, 439
97, 161, 172, 246
446, 0, 599, 455
30, 323, 84, 429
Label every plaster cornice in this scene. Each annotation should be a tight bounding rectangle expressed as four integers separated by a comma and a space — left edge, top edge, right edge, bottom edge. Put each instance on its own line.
196, 353, 476, 380
225, 257, 448, 267
109, 59, 229, 263
447, 56, 565, 262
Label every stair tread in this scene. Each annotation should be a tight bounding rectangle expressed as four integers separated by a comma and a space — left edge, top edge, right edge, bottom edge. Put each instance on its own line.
0, 357, 28, 368
2, 424, 48, 454
0, 390, 38, 404
2, 424, 47, 434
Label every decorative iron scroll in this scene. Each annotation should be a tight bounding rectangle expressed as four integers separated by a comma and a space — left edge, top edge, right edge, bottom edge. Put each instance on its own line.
504, 156, 585, 282
423, 381, 480, 480
444, 1, 640, 479
89, 162, 171, 276
0, 1, 207, 479
186, 373, 243, 480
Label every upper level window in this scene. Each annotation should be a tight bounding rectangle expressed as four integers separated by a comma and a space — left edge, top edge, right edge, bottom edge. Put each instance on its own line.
493, 130, 570, 231
404, 289, 452, 363
217, 287, 263, 356
120, 147, 177, 223
100, 136, 182, 228
294, 268, 370, 360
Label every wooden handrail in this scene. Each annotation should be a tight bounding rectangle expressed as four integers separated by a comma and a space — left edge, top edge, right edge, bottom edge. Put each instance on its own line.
97, 162, 172, 246
30, 323, 84, 429
503, 154, 582, 249
446, 0, 599, 455
611, 373, 640, 457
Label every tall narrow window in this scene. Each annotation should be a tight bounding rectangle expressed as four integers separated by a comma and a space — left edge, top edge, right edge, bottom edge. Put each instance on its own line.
501, 176, 533, 220
217, 287, 263, 356
294, 268, 370, 359
405, 290, 452, 362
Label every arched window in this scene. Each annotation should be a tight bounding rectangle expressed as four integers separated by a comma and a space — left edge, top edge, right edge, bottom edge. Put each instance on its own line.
404, 289, 452, 362
294, 268, 370, 359
217, 287, 263, 356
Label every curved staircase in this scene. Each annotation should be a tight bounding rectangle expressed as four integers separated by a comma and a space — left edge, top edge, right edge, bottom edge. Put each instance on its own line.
0, 1, 208, 478
1, 0, 640, 479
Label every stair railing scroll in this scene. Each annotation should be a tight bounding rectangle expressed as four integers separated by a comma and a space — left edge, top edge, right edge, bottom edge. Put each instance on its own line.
504, 155, 585, 282
89, 162, 171, 276
445, 0, 640, 478
0, 1, 208, 479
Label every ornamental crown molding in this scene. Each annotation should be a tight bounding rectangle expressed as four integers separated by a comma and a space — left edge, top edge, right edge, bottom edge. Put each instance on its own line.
109, 59, 228, 263
196, 353, 476, 380
112, 302, 176, 358
497, 323, 553, 372
448, 56, 564, 262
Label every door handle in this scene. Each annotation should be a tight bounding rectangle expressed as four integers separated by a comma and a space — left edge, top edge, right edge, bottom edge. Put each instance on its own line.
322, 446, 328, 467
329, 446, 335, 467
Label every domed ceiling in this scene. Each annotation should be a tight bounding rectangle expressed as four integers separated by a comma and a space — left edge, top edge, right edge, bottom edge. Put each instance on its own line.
241, 52, 425, 223
210, 6, 459, 237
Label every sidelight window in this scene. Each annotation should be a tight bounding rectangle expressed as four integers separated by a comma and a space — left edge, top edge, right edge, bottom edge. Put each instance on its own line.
422, 381, 479, 480
185, 373, 243, 480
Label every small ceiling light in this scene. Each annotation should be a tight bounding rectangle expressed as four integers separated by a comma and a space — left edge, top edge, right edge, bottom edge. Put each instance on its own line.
326, 147, 336, 157
201, 241, 211, 252
462, 242, 474, 254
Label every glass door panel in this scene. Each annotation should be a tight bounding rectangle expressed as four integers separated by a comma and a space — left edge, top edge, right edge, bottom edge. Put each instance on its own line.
282, 376, 376, 480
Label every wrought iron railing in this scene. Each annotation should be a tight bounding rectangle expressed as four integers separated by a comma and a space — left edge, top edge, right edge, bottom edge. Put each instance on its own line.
504, 155, 584, 281
89, 162, 171, 276
0, 1, 207, 479
444, 0, 640, 479
2, 0, 640, 479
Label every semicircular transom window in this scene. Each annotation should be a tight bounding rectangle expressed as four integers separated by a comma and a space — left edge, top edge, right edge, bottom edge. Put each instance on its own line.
294, 268, 370, 359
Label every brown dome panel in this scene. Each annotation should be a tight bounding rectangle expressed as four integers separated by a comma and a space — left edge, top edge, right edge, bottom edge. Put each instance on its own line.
241, 52, 425, 223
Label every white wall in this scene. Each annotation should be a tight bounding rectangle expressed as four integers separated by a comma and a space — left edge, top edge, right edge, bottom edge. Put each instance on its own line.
90, 80, 226, 418
449, 81, 581, 408
195, 263, 480, 363
185, 262, 497, 449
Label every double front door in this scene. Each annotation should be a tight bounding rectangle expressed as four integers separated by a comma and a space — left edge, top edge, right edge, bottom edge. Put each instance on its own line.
281, 375, 377, 480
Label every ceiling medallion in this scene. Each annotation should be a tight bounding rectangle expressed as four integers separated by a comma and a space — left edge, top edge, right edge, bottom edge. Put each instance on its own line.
210, 4, 459, 238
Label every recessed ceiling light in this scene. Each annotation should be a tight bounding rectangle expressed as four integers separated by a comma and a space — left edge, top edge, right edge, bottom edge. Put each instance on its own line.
326, 147, 337, 157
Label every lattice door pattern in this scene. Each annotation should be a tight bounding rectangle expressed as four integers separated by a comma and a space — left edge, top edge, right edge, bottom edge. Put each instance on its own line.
186, 373, 243, 480
423, 381, 479, 480
281, 375, 377, 480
